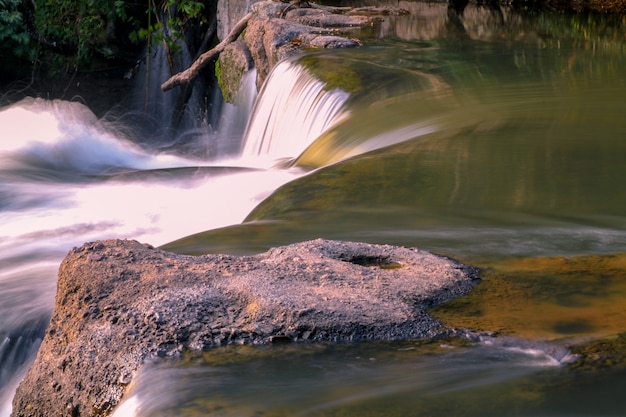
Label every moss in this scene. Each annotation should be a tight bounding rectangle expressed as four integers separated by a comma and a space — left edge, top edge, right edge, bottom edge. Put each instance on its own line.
298, 54, 363, 93
214, 58, 229, 102
215, 54, 246, 104
215, 41, 250, 104
569, 332, 626, 371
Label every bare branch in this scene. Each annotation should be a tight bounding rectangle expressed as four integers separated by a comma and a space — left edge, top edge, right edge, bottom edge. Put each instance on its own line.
161, 12, 253, 92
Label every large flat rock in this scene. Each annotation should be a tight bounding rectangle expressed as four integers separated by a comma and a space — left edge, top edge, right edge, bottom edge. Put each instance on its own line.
12, 239, 479, 417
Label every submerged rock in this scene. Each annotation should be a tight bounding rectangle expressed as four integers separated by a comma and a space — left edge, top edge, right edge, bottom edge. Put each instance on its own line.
12, 238, 478, 417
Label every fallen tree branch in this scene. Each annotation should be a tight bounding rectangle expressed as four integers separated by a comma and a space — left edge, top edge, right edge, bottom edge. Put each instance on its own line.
161, 12, 252, 92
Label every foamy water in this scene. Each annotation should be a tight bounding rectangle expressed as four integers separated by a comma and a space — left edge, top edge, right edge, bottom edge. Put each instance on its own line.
0, 62, 354, 415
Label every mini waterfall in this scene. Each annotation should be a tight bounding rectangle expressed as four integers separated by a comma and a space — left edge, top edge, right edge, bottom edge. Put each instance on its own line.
241, 59, 350, 165
0, 57, 354, 417
127, 9, 226, 154
130, 41, 209, 145
211, 69, 258, 157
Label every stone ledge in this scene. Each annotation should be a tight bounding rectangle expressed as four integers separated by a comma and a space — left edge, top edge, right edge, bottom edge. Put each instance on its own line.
217, 1, 408, 92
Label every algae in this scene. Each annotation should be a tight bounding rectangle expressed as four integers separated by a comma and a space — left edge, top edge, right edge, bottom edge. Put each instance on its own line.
432, 253, 626, 340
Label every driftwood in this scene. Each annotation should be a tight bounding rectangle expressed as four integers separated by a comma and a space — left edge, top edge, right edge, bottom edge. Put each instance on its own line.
161, 12, 252, 92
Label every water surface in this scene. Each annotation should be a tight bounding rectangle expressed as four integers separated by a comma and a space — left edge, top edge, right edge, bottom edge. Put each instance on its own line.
2, 2, 626, 416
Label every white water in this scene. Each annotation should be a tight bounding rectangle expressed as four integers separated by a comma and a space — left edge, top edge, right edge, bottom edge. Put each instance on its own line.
111, 338, 569, 417
0, 60, 352, 416
241, 60, 350, 165
0, 98, 302, 248
4, 48, 620, 416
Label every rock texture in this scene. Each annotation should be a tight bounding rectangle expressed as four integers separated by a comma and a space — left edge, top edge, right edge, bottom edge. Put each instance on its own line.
217, 39, 254, 103
12, 238, 478, 417
241, 1, 364, 87
224, 1, 407, 88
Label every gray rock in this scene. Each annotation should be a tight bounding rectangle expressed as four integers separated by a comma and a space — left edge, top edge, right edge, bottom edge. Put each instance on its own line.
12, 238, 478, 417
244, 16, 310, 87
217, 0, 264, 42
242, 1, 382, 88
213, 1, 411, 96
285, 8, 372, 27
243, 16, 362, 88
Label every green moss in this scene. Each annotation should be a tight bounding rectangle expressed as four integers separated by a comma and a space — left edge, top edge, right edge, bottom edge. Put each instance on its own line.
298, 54, 363, 93
214, 58, 228, 101
215, 51, 247, 104
569, 332, 626, 371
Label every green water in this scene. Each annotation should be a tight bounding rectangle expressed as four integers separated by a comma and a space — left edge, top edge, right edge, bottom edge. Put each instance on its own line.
152, 4, 626, 416
165, 26, 626, 260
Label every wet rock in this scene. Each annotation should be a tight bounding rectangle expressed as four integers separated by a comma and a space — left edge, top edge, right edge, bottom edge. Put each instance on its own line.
227, 0, 403, 88
12, 238, 479, 417
284, 8, 373, 27
217, 39, 254, 103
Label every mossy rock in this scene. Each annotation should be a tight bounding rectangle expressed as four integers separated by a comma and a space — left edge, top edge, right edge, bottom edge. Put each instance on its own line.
216, 39, 254, 103
568, 333, 626, 371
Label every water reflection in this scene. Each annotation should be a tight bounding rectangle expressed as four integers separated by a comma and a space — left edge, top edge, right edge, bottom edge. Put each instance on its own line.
114, 341, 572, 417
3, 3, 626, 417
159, 12, 626, 416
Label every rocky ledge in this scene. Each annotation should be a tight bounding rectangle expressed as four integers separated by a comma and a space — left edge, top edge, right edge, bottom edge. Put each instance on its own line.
217, 1, 409, 97
12, 238, 478, 417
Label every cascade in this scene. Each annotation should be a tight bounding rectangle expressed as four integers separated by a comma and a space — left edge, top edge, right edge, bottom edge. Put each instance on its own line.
130, 40, 206, 146
210, 69, 258, 157
241, 59, 350, 165
0, 57, 352, 416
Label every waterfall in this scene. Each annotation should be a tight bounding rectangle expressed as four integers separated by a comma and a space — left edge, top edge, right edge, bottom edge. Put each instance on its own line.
0, 56, 354, 417
211, 69, 258, 156
241, 59, 350, 165
129, 37, 212, 150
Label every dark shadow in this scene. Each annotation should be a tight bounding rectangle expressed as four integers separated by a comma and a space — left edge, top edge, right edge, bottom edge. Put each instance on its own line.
446, 0, 470, 38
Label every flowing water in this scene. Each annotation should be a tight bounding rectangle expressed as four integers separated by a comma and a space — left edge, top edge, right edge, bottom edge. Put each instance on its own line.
2, 2, 626, 416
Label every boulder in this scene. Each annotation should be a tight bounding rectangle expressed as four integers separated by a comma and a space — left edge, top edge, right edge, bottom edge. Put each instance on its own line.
232, 1, 401, 88
243, 15, 362, 87
12, 238, 479, 417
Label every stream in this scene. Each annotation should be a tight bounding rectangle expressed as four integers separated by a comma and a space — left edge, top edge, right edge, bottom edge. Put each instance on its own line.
2, 2, 626, 416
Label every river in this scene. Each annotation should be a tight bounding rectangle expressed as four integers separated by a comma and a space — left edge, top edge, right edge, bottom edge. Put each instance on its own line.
2, 2, 626, 416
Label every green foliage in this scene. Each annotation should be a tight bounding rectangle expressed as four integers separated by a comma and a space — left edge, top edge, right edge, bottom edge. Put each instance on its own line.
32, 0, 137, 69
131, 0, 205, 55
0, 0, 33, 60
2, 0, 206, 73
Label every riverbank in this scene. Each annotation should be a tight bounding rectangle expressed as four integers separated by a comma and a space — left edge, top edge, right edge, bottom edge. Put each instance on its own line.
3, 0, 625, 115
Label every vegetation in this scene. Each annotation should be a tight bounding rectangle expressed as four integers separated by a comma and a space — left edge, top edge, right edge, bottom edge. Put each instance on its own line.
0, 0, 32, 60
131, 0, 204, 52
0, 0, 209, 76
2, 0, 624, 81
